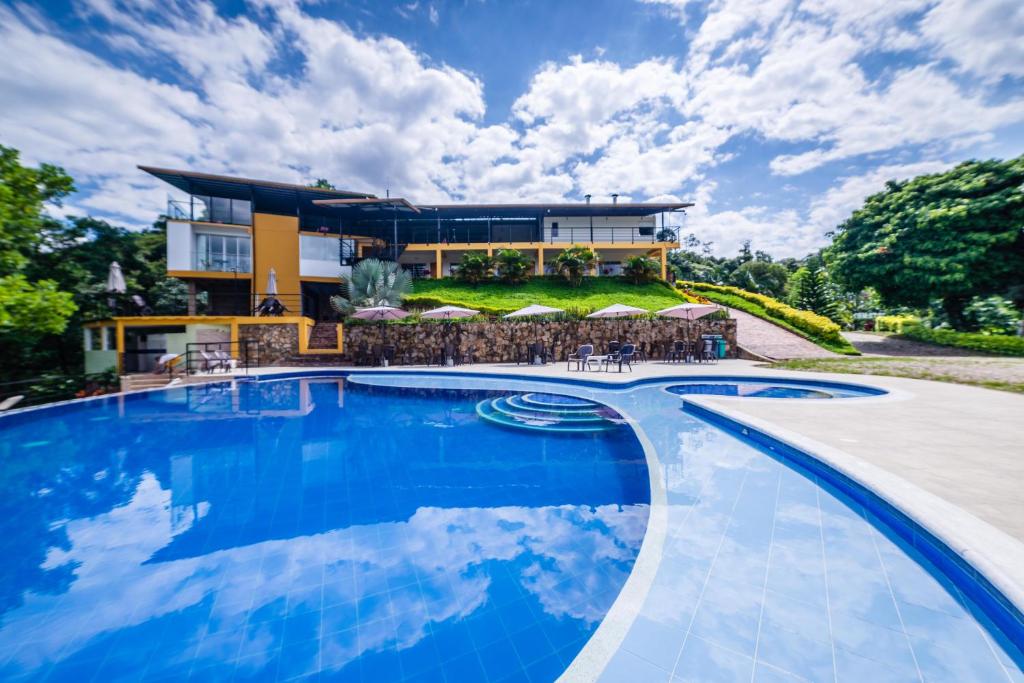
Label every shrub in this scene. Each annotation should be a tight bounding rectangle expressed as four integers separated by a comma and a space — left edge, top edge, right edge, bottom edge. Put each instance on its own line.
963, 295, 1021, 335
899, 324, 1024, 356
454, 252, 495, 286
493, 249, 532, 285
554, 246, 598, 287
677, 280, 859, 355
622, 255, 660, 284
875, 315, 920, 334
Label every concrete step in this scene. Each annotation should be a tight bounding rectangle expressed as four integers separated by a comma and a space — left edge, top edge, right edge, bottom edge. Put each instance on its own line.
307, 322, 339, 350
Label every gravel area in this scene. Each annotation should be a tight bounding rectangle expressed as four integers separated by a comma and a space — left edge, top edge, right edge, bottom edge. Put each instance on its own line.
843, 330, 981, 356
769, 356, 1024, 392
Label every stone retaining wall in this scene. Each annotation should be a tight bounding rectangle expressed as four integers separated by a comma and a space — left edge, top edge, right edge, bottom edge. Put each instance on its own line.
342, 318, 737, 365
239, 323, 300, 366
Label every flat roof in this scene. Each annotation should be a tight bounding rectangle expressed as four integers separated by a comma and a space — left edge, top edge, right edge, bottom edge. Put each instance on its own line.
138, 166, 375, 201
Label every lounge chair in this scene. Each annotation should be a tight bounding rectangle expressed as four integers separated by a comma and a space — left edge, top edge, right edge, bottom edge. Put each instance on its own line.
567, 344, 596, 371
213, 349, 238, 371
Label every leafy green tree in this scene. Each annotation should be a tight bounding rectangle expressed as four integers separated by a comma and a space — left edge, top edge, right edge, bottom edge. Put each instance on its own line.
728, 260, 790, 298
622, 255, 660, 284
309, 178, 335, 190
454, 251, 495, 286
963, 295, 1021, 334
494, 249, 532, 285
787, 266, 842, 322
827, 156, 1024, 329
330, 258, 411, 314
554, 246, 598, 287
0, 146, 77, 336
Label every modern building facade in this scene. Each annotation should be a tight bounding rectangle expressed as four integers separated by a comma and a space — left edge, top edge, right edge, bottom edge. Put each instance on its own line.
142, 166, 691, 321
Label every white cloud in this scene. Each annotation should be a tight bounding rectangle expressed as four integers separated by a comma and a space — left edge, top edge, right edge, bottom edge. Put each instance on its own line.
920, 0, 1024, 80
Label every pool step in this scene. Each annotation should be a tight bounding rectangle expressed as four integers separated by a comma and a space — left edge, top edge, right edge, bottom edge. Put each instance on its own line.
476, 393, 620, 433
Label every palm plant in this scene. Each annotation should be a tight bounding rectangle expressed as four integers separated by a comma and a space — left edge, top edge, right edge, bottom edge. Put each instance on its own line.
494, 248, 532, 285
330, 258, 412, 315
454, 251, 495, 286
622, 255, 660, 284
554, 246, 598, 287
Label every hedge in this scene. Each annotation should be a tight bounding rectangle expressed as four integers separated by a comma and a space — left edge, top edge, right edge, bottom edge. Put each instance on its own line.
676, 281, 859, 355
875, 315, 920, 333
898, 324, 1024, 357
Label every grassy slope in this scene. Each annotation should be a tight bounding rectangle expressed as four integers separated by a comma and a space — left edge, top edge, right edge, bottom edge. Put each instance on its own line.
685, 287, 860, 356
768, 357, 1024, 394
404, 277, 690, 315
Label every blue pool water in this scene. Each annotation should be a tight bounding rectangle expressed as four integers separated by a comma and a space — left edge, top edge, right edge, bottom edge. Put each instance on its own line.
1, 372, 1022, 683
0, 379, 648, 682
665, 379, 881, 399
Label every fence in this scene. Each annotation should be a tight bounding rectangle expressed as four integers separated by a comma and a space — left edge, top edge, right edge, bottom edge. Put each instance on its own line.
184, 339, 261, 375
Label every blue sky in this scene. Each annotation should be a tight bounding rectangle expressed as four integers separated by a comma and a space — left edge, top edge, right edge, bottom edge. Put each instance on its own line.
1, 0, 1022, 256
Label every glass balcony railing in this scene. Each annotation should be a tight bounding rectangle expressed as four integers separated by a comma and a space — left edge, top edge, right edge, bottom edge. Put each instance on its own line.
193, 256, 252, 273
169, 195, 252, 226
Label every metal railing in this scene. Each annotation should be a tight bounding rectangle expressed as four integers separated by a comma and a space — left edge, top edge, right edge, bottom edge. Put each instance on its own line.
184, 339, 261, 375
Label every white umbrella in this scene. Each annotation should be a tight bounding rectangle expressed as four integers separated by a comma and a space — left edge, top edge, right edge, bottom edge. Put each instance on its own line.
106, 261, 127, 293
502, 304, 564, 318
585, 303, 647, 318
266, 268, 278, 296
352, 306, 410, 364
656, 303, 718, 320
420, 305, 479, 320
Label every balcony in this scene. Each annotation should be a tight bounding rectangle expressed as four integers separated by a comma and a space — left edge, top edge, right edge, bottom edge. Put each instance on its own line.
168, 195, 252, 227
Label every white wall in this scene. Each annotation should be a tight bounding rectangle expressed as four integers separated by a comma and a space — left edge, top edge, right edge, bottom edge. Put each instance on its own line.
542, 215, 656, 243
167, 220, 192, 271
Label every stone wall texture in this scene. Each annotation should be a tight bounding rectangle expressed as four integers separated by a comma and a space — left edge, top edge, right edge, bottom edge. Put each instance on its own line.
342, 318, 737, 365
239, 323, 300, 366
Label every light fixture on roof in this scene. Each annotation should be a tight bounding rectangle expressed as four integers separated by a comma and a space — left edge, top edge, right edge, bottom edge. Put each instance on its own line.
611, 193, 619, 204
584, 194, 592, 204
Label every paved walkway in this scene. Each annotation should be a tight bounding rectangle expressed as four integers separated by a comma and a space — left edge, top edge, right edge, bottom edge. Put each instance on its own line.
729, 308, 836, 359
844, 330, 979, 356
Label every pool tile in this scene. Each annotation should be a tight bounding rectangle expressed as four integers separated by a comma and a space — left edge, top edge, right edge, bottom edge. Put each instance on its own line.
760, 589, 830, 646
621, 615, 687, 672
441, 650, 487, 681
755, 622, 836, 683
751, 662, 805, 682
909, 632, 1012, 682
672, 635, 754, 682
688, 581, 762, 656
833, 647, 919, 683
599, 649, 671, 683
829, 611, 915, 668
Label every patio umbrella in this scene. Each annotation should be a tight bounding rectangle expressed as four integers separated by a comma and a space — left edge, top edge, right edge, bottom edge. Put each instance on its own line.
503, 305, 565, 360
657, 303, 720, 355
420, 305, 479, 322
352, 306, 410, 362
106, 261, 127, 315
266, 268, 278, 296
586, 303, 648, 349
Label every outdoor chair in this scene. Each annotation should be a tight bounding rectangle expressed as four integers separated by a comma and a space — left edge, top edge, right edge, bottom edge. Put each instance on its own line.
602, 343, 636, 373
352, 342, 370, 366
635, 343, 649, 363
607, 341, 621, 355
213, 349, 238, 371
700, 339, 717, 363
567, 344, 596, 371
665, 340, 685, 363
461, 344, 477, 365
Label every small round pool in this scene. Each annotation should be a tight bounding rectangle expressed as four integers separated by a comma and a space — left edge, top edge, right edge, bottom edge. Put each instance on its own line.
665, 378, 883, 399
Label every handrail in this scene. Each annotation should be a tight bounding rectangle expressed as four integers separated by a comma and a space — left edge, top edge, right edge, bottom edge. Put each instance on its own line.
184, 339, 260, 376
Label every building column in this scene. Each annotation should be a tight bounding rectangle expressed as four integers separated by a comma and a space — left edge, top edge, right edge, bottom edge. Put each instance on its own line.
660, 247, 668, 281
115, 321, 125, 374
434, 248, 442, 279
536, 247, 544, 276
187, 280, 197, 316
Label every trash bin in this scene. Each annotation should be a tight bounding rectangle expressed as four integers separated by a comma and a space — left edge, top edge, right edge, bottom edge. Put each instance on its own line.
716, 338, 727, 358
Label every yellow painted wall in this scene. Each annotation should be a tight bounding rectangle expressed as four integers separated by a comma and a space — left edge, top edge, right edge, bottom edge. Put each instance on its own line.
253, 213, 300, 297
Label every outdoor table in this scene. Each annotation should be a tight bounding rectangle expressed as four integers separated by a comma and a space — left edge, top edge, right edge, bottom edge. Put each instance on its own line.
587, 354, 611, 371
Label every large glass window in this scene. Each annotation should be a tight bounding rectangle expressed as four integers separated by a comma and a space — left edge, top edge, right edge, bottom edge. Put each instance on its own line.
300, 234, 341, 263
195, 233, 252, 272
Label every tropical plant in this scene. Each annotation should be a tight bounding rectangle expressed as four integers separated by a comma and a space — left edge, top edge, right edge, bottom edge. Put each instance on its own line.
330, 258, 412, 315
494, 249, 532, 285
826, 155, 1024, 329
728, 260, 791, 298
622, 255, 660, 284
454, 251, 495, 286
963, 295, 1021, 334
554, 246, 598, 287
656, 227, 677, 242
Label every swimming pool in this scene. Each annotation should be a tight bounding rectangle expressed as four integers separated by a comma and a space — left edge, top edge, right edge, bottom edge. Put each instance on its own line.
0, 372, 1021, 682
664, 378, 883, 399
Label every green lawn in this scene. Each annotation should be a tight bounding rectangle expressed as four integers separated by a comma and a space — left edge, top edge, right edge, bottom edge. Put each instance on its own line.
768, 357, 1024, 393
404, 276, 690, 315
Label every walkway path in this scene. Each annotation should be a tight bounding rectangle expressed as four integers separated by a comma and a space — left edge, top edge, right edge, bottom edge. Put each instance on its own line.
844, 330, 977, 356
729, 308, 836, 359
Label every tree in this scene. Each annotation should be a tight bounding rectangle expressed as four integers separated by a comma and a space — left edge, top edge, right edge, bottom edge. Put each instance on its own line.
454, 251, 495, 286
788, 266, 842, 321
554, 246, 598, 287
0, 146, 77, 336
494, 249, 531, 285
728, 260, 790, 298
827, 156, 1024, 329
622, 255, 660, 284
331, 258, 411, 315
310, 178, 335, 190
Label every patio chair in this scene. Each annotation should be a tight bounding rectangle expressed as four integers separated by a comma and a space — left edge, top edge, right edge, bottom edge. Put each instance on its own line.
607, 340, 621, 355
567, 344, 595, 371
213, 349, 238, 371
602, 343, 636, 373
665, 340, 685, 363
700, 338, 717, 363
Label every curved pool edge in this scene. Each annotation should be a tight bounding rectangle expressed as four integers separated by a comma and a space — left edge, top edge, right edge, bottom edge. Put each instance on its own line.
681, 395, 1024, 646
555, 402, 668, 683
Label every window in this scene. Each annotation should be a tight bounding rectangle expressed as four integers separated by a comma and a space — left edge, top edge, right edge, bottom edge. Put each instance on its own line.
551, 221, 559, 237
195, 233, 252, 272
300, 235, 341, 262
638, 226, 654, 236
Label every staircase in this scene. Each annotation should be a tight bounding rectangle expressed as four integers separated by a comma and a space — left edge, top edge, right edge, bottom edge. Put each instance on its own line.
475, 392, 624, 434
307, 322, 339, 350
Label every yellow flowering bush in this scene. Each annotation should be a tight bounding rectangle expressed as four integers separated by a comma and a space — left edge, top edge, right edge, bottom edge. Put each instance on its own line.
875, 315, 920, 333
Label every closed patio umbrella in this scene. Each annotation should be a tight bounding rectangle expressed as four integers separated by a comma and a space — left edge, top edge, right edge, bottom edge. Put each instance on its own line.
266, 268, 278, 296
106, 261, 127, 293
